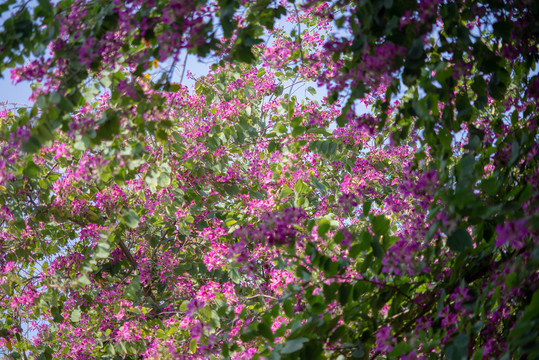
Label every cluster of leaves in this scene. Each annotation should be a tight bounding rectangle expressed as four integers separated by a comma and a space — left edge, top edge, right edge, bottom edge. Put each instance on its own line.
0, 0, 538, 359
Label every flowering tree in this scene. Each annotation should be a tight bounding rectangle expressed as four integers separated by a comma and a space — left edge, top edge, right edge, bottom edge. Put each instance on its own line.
0, 0, 538, 359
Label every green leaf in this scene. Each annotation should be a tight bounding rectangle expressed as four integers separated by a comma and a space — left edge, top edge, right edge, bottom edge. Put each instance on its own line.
363, 201, 372, 216
371, 236, 384, 258
510, 288, 539, 351
408, 38, 424, 60
281, 338, 309, 354
168, 84, 181, 92
21, 135, 41, 153
258, 322, 274, 340
199, 306, 212, 322
372, 215, 390, 235
445, 333, 468, 360
179, 301, 189, 312
95, 245, 110, 259
296, 265, 312, 282
447, 228, 473, 252
508, 140, 519, 166
283, 299, 294, 318
234, 44, 255, 63
279, 185, 293, 198
125, 276, 141, 300
100, 76, 112, 88
36, 0, 53, 17
471, 76, 487, 94
338, 283, 352, 306
105, 344, 116, 356
77, 275, 91, 285
157, 172, 171, 187
294, 179, 310, 195
70, 309, 81, 322
333, 230, 345, 245
219, 0, 236, 38
268, 141, 280, 153
0, 282, 11, 296
96, 111, 120, 141
309, 175, 326, 195
228, 268, 241, 284
493, 20, 513, 41
292, 125, 306, 137
480, 178, 500, 196
23, 161, 41, 178
459, 154, 475, 180
189, 338, 197, 354
317, 219, 331, 237
117, 341, 127, 354
389, 342, 411, 357
307, 86, 316, 95
123, 210, 140, 229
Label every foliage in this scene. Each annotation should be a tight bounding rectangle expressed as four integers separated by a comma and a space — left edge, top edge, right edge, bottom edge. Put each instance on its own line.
0, 0, 538, 359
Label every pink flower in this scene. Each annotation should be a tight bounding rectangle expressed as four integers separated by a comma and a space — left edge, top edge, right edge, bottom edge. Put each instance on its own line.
3, 261, 15, 273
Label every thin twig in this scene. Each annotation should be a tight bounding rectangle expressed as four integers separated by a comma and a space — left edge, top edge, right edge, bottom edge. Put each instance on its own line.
179, 51, 189, 86
292, 3, 304, 63
357, 277, 412, 300
242, 294, 278, 301
118, 237, 156, 301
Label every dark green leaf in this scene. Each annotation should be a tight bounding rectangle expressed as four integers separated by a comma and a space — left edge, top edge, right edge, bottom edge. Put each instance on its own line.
292, 125, 306, 137
445, 333, 468, 360
338, 283, 352, 306
23, 161, 41, 178
281, 338, 309, 354
408, 38, 424, 60
447, 228, 473, 252
372, 215, 390, 235
258, 322, 274, 341
283, 299, 294, 318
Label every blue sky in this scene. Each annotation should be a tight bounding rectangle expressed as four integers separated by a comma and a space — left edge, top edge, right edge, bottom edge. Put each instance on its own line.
0, 69, 33, 105
0, 52, 328, 114
0, 56, 211, 108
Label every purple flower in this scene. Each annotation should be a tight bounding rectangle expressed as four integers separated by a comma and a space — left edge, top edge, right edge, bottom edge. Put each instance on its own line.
186, 299, 204, 315
375, 326, 394, 354
235, 207, 307, 246
257, 207, 307, 245
495, 219, 530, 250
338, 193, 359, 212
